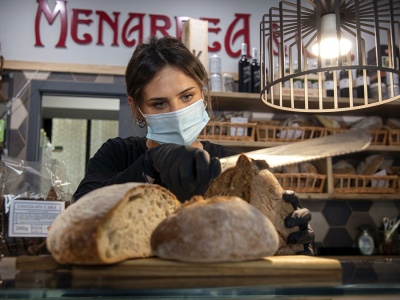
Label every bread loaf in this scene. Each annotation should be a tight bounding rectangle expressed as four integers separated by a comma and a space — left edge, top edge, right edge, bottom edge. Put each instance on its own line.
350, 116, 383, 130
46, 183, 181, 265
151, 196, 279, 262
332, 160, 356, 174
356, 154, 384, 175
205, 154, 303, 255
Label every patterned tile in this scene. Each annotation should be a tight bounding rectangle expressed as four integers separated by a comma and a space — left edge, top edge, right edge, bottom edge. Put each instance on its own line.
73, 73, 98, 82
23, 71, 50, 81
309, 211, 329, 243
47, 72, 75, 81
348, 200, 373, 211
322, 201, 352, 226
94, 75, 115, 84
323, 228, 353, 247
302, 199, 325, 212
9, 129, 25, 158
10, 98, 27, 130
369, 201, 399, 228
113, 75, 125, 85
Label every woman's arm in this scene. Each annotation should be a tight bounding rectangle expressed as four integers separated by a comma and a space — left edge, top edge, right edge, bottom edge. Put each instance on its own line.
73, 137, 148, 200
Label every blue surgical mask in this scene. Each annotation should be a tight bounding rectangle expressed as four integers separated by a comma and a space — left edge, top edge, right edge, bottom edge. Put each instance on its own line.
141, 99, 210, 145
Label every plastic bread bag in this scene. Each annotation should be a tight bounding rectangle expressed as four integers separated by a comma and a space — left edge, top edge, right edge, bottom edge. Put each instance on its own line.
0, 155, 72, 257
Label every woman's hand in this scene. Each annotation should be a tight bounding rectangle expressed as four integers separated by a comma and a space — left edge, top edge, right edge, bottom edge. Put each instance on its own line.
282, 190, 315, 255
143, 144, 221, 202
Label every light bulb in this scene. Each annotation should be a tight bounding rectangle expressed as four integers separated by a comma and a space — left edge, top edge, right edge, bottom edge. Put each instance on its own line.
312, 13, 352, 59
312, 37, 352, 59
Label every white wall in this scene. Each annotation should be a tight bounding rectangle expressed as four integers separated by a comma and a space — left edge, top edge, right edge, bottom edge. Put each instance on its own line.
0, 0, 275, 73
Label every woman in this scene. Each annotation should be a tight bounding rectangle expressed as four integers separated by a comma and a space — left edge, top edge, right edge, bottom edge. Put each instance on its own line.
73, 36, 313, 254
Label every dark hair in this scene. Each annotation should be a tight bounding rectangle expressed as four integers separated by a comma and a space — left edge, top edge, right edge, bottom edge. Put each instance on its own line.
125, 36, 211, 110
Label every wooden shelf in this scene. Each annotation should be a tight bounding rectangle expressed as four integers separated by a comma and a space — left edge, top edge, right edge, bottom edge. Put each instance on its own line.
209, 91, 400, 200
210, 92, 400, 117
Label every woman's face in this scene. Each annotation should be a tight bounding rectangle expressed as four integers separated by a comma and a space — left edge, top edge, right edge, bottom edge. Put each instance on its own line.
140, 66, 203, 115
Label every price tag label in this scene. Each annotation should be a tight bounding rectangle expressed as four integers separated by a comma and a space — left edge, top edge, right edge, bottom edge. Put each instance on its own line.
9, 200, 65, 237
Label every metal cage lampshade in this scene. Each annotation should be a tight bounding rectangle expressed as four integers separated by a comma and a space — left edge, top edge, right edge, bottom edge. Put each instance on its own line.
260, 0, 400, 113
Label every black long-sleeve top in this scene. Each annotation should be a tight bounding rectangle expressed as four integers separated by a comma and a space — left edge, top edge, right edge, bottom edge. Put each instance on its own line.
73, 137, 239, 201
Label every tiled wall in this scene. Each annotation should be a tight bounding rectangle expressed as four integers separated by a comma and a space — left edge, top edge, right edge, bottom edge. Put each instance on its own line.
1, 69, 399, 253
304, 199, 400, 254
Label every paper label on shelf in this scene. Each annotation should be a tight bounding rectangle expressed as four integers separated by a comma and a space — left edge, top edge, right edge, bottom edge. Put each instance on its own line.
8, 199, 65, 237
371, 169, 387, 188
277, 123, 303, 139
230, 117, 248, 136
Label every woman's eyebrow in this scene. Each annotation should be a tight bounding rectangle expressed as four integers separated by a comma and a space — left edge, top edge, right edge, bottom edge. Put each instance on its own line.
177, 87, 196, 96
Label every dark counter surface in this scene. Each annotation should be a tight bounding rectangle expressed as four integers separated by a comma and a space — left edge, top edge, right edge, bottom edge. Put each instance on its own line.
0, 255, 399, 299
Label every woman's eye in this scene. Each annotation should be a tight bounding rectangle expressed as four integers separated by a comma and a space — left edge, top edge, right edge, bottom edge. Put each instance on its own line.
153, 101, 167, 109
182, 94, 193, 102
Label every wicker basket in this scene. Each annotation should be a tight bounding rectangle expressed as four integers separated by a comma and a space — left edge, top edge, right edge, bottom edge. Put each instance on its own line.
256, 125, 326, 142
198, 121, 257, 141
325, 128, 388, 145
333, 174, 398, 194
273, 173, 327, 193
388, 129, 400, 146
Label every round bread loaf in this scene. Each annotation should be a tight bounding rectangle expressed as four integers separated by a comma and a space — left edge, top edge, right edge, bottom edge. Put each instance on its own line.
151, 196, 279, 262
205, 154, 304, 255
47, 183, 181, 265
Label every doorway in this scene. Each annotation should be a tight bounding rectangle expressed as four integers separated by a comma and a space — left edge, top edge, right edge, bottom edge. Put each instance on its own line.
26, 80, 145, 193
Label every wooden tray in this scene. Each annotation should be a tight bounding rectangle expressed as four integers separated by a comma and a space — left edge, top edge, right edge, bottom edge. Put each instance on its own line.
198, 121, 257, 141
388, 129, 400, 146
274, 173, 326, 193
333, 174, 399, 194
256, 125, 326, 142
325, 128, 388, 146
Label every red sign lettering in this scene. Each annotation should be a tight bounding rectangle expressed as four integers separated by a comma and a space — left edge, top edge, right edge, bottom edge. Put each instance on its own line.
225, 14, 250, 57
149, 14, 171, 37
71, 9, 93, 45
34, 0, 252, 58
122, 13, 145, 47
35, 0, 68, 48
97, 11, 120, 46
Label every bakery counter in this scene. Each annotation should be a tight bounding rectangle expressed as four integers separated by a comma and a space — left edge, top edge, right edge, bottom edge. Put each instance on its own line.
0, 255, 400, 299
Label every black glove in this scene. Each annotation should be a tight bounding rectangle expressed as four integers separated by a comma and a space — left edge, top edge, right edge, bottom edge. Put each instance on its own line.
282, 190, 315, 255
143, 144, 221, 202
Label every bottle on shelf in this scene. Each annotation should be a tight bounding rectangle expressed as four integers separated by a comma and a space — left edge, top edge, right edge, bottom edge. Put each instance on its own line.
250, 47, 261, 93
310, 62, 319, 89
324, 69, 335, 97
238, 43, 251, 93
339, 69, 350, 97
293, 61, 303, 88
283, 61, 290, 88
209, 54, 222, 92
355, 69, 370, 98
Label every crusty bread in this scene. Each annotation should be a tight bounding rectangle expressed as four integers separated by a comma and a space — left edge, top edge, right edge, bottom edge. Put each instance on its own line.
46, 183, 181, 265
332, 160, 356, 174
356, 154, 384, 175
151, 196, 279, 262
205, 154, 303, 255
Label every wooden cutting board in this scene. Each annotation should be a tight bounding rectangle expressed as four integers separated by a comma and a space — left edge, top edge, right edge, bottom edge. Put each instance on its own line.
71, 256, 343, 288
11, 255, 342, 289
73, 255, 341, 277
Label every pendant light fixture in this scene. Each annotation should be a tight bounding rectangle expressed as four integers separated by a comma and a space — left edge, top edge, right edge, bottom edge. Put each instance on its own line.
260, 0, 400, 113
311, 13, 352, 59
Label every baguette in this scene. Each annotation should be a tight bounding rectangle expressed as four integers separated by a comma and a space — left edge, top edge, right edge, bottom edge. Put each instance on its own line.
205, 154, 303, 255
151, 196, 279, 262
46, 183, 181, 265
